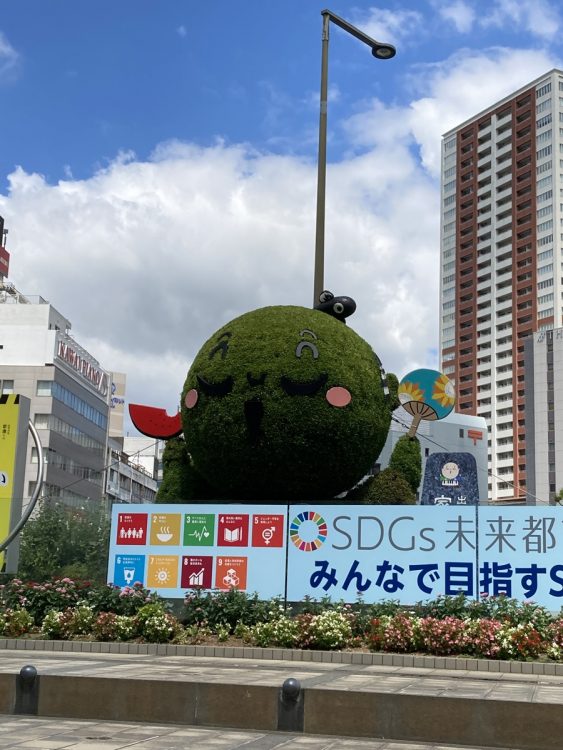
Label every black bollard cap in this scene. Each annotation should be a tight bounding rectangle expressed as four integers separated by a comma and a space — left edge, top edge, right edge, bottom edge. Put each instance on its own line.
282, 677, 301, 701
19, 665, 37, 684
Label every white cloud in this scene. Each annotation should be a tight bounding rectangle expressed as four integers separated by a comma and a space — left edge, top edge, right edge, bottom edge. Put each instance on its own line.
0, 131, 438, 419
408, 48, 559, 176
437, 1, 476, 33
351, 7, 423, 47
0, 31, 20, 82
482, 0, 561, 40
2, 44, 559, 427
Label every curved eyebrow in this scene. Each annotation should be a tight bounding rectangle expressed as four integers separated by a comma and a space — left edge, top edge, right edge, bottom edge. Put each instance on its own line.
280, 373, 328, 396
299, 329, 317, 339
209, 332, 232, 360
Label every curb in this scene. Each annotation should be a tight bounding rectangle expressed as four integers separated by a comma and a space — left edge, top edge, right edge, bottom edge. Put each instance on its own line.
1, 638, 561, 676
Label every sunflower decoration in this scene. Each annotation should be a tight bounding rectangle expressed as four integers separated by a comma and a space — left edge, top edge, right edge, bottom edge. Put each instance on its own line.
432, 373, 455, 409
399, 368, 455, 437
398, 380, 424, 405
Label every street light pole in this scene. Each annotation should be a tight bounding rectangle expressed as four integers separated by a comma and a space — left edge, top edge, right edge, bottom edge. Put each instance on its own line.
313, 9, 396, 305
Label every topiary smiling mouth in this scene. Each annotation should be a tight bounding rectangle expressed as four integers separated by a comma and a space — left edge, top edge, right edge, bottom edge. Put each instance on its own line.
280, 373, 328, 396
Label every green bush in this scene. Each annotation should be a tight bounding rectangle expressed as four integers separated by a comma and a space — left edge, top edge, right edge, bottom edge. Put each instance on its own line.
388, 435, 422, 492
87, 582, 162, 616
18, 502, 110, 583
182, 589, 280, 633
363, 468, 416, 505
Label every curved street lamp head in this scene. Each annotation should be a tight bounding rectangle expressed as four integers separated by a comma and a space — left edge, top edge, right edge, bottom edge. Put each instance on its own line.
372, 43, 396, 59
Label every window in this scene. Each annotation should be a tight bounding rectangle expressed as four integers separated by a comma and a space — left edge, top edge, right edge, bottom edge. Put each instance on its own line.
36, 380, 53, 396
1, 379, 14, 394
537, 82, 552, 97
539, 307, 554, 318
537, 205, 553, 218
537, 99, 552, 114
538, 234, 553, 247
537, 161, 552, 175
537, 113, 553, 128
538, 248, 553, 262
444, 180, 456, 193
537, 190, 553, 203
444, 138, 456, 151
538, 292, 554, 305
538, 277, 554, 289
538, 219, 553, 233
537, 145, 553, 159
537, 130, 552, 144
537, 175, 552, 190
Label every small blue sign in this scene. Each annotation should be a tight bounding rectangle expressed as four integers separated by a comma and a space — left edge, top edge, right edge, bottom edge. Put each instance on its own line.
420, 452, 479, 505
112, 554, 146, 587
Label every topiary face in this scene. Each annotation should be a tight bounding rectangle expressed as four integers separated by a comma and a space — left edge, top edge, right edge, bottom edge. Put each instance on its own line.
180, 305, 392, 501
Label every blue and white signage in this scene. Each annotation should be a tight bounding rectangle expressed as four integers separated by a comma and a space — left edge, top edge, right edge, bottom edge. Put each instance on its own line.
108, 504, 563, 609
286, 506, 476, 604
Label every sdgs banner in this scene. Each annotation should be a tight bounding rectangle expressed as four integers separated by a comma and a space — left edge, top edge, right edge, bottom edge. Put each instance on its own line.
108, 504, 563, 609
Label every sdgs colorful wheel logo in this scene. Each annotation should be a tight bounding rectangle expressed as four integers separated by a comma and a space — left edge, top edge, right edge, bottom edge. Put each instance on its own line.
290, 511, 328, 551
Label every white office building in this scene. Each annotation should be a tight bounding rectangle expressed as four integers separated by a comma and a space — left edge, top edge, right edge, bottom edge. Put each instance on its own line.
0, 283, 110, 511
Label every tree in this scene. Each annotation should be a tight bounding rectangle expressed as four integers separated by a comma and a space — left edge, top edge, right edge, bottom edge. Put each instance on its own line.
17, 501, 110, 582
363, 468, 417, 505
388, 435, 422, 493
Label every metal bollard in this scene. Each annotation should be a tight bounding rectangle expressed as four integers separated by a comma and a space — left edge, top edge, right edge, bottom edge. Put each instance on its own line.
15, 665, 39, 715
277, 677, 303, 732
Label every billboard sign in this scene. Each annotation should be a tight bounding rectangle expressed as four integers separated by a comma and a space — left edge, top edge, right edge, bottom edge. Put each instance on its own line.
0, 394, 30, 570
108, 504, 287, 599
108, 504, 563, 609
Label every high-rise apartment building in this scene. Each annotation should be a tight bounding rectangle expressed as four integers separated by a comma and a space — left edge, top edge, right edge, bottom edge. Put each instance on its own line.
440, 69, 563, 504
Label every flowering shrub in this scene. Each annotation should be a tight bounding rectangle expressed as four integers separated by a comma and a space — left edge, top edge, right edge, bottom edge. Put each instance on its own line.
464, 618, 503, 659
135, 603, 180, 643
417, 617, 470, 656
41, 610, 65, 639
4, 578, 563, 661
0, 608, 34, 637
40, 605, 94, 639
91, 612, 119, 641
87, 583, 162, 616
368, 614, 420, 653
497, 623, 544, 661
115, 615, 137, 641
250, 616, 300, 648
296, 609, 354, 650
0, 578, 90, 625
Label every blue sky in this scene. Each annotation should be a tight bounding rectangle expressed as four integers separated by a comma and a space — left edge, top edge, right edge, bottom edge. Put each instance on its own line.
0, 1, 562, 415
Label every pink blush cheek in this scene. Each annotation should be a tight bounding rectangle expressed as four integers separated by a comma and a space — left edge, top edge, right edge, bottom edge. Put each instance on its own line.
326, 387, 352, 408
185, 389, 199, 409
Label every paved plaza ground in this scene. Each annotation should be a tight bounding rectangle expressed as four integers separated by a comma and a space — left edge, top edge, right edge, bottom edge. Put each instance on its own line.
0, 647, 561, 749
0, 714, 516, 749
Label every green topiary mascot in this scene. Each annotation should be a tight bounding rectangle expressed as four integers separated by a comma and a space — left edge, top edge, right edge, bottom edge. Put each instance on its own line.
130, 292, 418, 503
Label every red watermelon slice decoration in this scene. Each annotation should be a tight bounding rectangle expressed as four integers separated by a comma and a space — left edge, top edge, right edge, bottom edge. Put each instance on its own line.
129, 404, 183, 439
